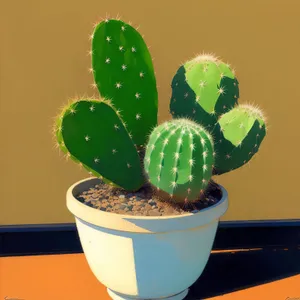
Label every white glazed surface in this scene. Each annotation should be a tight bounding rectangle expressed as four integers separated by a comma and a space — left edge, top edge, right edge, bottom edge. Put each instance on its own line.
67, 178, 228, 299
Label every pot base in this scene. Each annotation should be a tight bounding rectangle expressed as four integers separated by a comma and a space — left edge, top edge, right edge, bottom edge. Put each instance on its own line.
107, 288, 189, 300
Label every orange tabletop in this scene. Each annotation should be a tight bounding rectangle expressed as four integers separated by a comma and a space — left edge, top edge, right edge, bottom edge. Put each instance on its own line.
0, 249, 299, 300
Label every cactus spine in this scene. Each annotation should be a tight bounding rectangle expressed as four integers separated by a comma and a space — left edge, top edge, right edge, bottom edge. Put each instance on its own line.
144, 119, 214, 203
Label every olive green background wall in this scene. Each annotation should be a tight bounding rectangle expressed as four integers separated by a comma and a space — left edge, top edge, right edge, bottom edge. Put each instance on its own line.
1, 0, 299, 225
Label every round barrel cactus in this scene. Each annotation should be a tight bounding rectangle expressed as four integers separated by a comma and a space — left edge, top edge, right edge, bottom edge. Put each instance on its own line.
144, 119, 214, 203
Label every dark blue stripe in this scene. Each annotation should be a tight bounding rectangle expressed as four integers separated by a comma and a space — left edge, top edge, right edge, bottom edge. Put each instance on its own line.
1, 220, 299, 257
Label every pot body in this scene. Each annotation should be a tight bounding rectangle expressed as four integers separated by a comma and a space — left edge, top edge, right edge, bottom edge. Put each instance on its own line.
67, 178, 228, 300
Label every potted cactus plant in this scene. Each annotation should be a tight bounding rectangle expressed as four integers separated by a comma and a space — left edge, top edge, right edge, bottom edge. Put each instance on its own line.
53, 18, 267, 300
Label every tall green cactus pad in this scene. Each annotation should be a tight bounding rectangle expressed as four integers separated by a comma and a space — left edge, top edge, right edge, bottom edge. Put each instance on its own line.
144, 119, 214, 203
91, 19, 158, 147
55, 99, 144, 191
170, 54, 239, 130
212, 104, 267, 175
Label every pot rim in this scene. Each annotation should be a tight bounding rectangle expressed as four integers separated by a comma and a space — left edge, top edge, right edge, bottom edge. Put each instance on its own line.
67, 177, 228, 233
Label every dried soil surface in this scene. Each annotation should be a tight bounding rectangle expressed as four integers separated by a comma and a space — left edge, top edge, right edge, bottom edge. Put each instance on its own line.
76, 180, 223, 217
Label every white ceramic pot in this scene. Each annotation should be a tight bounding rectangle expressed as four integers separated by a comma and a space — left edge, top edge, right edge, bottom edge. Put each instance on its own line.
67, 177, 228, 300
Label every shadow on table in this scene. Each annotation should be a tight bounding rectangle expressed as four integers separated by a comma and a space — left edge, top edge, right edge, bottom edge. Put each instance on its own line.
186, 247, 300, 299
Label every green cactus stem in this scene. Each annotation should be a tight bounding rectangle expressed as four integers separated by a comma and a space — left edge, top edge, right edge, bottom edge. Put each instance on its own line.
170, 54, 239, 130
144, 119, 214, 203
212, 104, 267, 175
55, 98, 144, 191
91, 19, 158, 147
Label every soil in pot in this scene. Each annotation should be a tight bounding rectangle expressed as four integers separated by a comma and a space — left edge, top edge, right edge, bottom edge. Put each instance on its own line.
76, 179, 223, 217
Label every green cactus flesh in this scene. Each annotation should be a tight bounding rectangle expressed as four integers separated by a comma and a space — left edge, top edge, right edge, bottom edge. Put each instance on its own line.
170, 54, 239, 130
212, 104, 267, 175
91, 19, 158, 147
144, 119, 214, 203
55, 99, 144, 191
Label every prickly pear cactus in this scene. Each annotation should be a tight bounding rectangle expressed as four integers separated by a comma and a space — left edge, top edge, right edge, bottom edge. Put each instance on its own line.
91, 19, 158, 147
55, 98, 144, 191
212, 104, 267, 175
144, 119, 214, 203
170, 54, 239, 130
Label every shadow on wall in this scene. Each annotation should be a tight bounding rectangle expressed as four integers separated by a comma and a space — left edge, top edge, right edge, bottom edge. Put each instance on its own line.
186, 247, 300, 299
